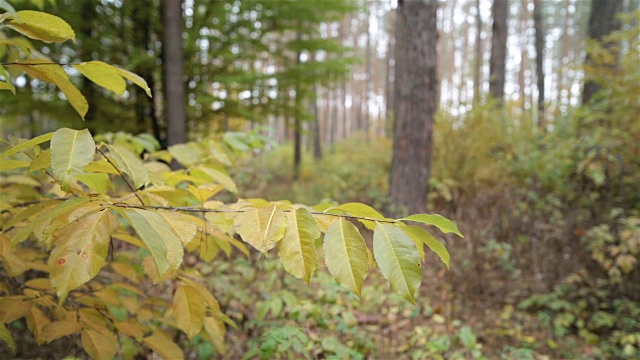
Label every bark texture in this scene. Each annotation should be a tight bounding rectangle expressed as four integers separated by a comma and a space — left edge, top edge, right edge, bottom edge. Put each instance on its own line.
489, 0, 508, 103
163, 0, 187, 146
533, 0, 546, 131
581, 0, 622, 104
388, 0, 438, 216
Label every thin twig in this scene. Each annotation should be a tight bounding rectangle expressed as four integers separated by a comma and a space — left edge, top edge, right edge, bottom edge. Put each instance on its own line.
105, 202, 398, 223
96, 147, 145, 205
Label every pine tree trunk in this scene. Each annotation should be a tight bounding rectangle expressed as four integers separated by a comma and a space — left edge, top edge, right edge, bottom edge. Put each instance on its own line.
163, 0, 187, 146
473, 0, 482, 105
489, 0, 508, 103
388, 0, 438, 216
533, 0, 546, 131
581, 0, 622, 104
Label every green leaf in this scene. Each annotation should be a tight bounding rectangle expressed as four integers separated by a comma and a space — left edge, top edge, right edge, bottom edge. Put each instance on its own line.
278, 208, 320, 285
326, 202, 386, 230
41, 320, 82, 343
6, 10, 75, 43
0, 132, 53, 159
400, 214, 464, 237
112, 66, 152, 97
73, 61, 126, 95
323, 218, 369, 296
81, 329, 117, 360
10, 61, 88, 119
0, 65, 16, 94
458, 326, 476, 349
0, 322, 15, 354
401, 225, 450, 269
143, 332, 184, 360
203, 316, 226, 355
106, 144, 148, 189
373, 223, 422, 304
114, 208, 183, 278
10, 197, 91, 246
234, 205, 286, 253
173, 285, 205, 340
48, 210, 119, 303
50, 128, 95, 191
75, 173, 109, 193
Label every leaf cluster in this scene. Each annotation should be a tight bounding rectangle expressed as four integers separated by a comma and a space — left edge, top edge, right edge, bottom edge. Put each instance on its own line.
0, 127, 460, 358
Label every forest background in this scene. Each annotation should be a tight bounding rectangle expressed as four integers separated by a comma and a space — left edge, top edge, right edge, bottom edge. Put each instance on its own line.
0, 0, 639, 359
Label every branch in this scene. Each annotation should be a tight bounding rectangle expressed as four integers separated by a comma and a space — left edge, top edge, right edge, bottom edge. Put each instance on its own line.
105, 202, 398, 223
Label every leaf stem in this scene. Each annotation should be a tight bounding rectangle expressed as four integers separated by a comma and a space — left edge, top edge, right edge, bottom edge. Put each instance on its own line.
96, 147, 145, 205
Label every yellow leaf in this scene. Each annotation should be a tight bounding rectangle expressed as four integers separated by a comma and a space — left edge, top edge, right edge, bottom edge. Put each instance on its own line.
278, 208, 320, 285
203, 316, 226, 355
0, 131, 53, 159
106, 144, 148, 189
0, 159, 29, 171
29, 148, 51, 173
48, 210, 119, 303
0, 322, 15, 354
0, 252, 28, 276
73, 61, 126, 95
143, 332, 184, 360
79, 308, 107, 330
6, 10, 75, 43
173, 285, 205, 340
83, 159, 119, 174
177, 277, 222, 318
112, 66, 152, 97
25, 278, 53, 290
234, 205, 286, 253
323, 218, 369, 297
10, 61, 87, 119
114, 320, 144, 341
26, 306, 50, 345
157, 211, 198, 246
187, 184, 224, 204
50, 128, 96, 191
0, 296, 32, 322
114, 208, 184, 278
110, 262, 140, 284
82, 329, 116, 360
41, 320, 82, 343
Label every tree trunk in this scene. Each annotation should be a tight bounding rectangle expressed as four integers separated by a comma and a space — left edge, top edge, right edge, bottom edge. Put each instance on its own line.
489, 0, 508, 103
388, 0, 438, 216
533, 0, 546, 131
364, 0, 372, 138
581, 0, 622, 104
312, 83, 322, 160
473, 0, 482, 105
385, 9, 396, 134
162, 0, 187, 146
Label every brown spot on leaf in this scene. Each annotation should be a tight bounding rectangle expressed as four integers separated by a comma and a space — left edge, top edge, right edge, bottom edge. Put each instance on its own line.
57, 258, 66, 265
